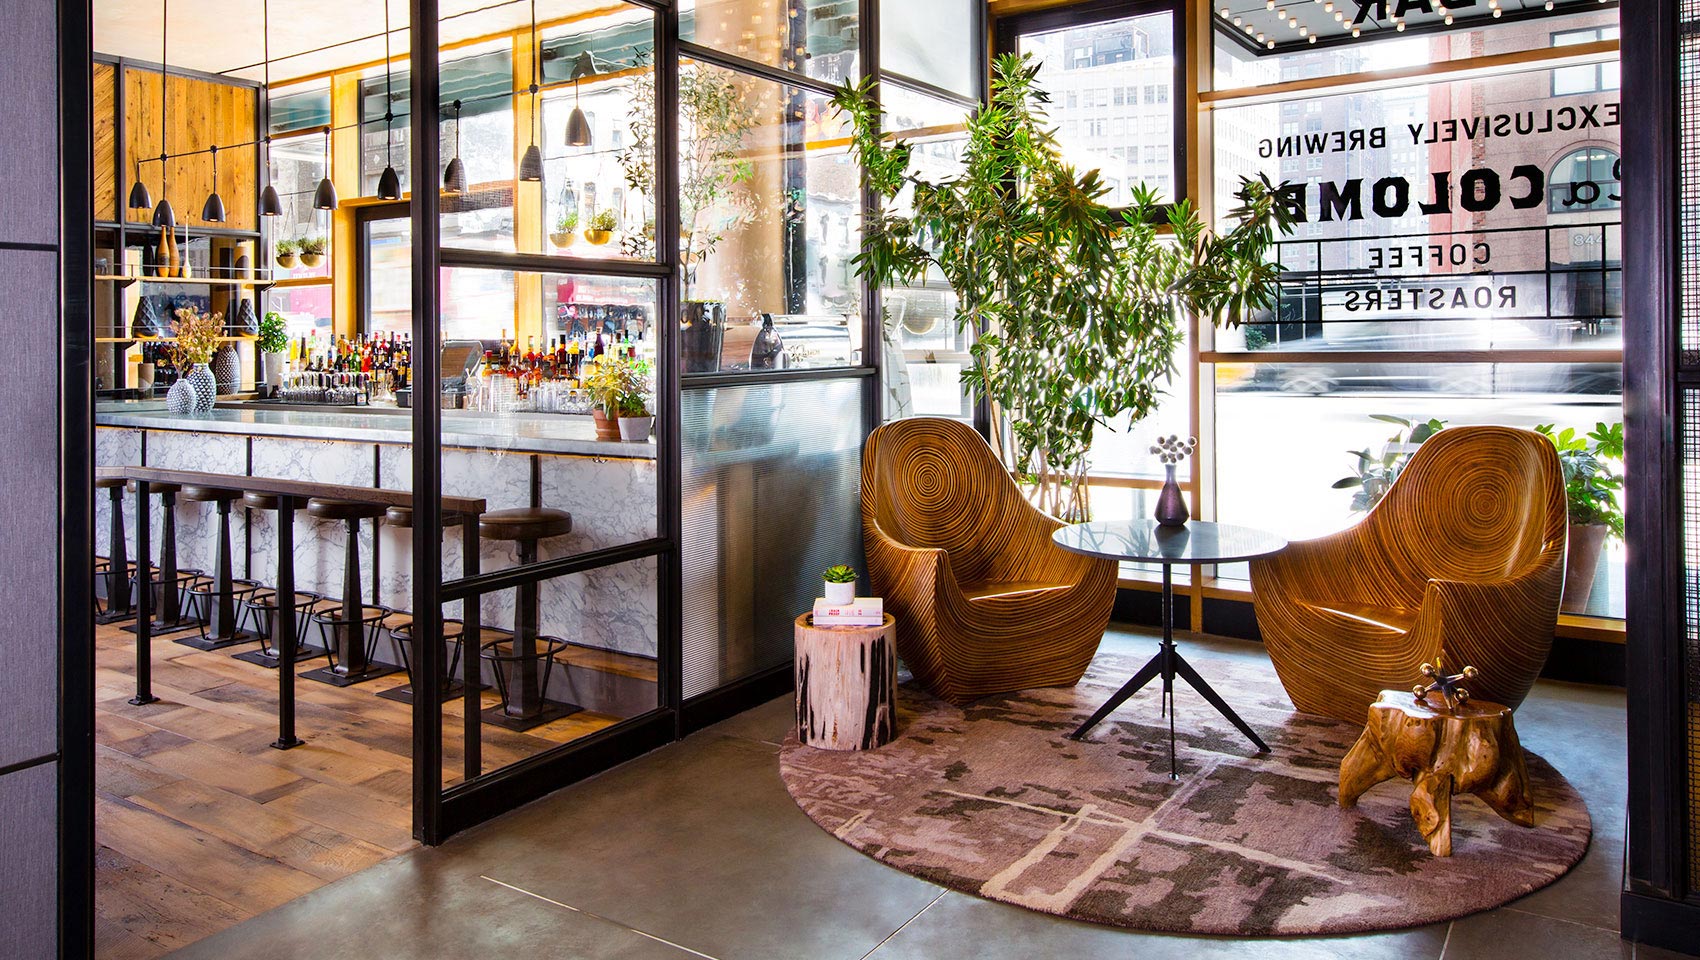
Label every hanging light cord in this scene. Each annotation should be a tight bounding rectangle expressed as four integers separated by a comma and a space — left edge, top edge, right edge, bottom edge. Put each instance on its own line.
530, 0, 540, 146
384, 0, 394, 166
262, 0, 271, 166
159, 0, 169, 196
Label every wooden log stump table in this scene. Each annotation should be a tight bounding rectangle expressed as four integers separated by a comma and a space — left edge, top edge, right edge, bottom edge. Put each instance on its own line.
794, 613, 897, 751
1339, 689, 1536, 856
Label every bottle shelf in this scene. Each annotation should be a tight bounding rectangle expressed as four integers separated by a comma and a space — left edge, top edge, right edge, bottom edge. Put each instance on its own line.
96, 274, 275, 290
95, 335, 258, 343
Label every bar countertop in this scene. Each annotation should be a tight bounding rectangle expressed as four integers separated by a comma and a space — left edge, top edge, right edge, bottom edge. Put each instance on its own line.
95, 401, 657, 459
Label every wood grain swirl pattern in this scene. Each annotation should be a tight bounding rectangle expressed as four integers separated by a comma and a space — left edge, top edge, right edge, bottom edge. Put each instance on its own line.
861, 418, 1117, 705
1249, 425, 1567, 724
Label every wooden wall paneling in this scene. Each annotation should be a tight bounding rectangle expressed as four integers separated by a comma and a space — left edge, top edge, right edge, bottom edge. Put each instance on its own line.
94, 62, 117, 222
121, 69, 258, 231
331, 72, 362, 336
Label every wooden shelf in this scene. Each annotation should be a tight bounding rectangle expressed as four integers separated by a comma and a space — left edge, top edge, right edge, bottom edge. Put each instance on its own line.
96, 335, 258, 343
269, 275, 333, 288
95, 274, 274, 289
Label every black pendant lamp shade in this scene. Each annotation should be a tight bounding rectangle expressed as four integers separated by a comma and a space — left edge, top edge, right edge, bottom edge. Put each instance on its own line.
378, 159, 401, 200
201, 145, 226, 222
519, 143, 543, 182
518, 0, 543, 184
152, 197, 177, 229
314, 126, 338, 210
443, 100, 467, 194
127, 173, 152, 212
258, 0, 281, 216
565, 51, 594, 148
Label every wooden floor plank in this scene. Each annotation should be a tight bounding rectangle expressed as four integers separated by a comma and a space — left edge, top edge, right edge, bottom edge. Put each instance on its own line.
263, 780, 416, 854
95, 845, 250, 960
95, 744, 185, 800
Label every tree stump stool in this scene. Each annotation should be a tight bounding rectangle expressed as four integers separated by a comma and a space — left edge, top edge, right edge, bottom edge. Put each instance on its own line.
1339, 689, 1535, 856
793, 613, 897, 751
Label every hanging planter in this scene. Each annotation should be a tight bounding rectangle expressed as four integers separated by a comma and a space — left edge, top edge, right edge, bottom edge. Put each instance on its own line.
298, 236, 325, 268
275, 238, 297, 268
583, 209, 617, 246
551, 210, 579, 250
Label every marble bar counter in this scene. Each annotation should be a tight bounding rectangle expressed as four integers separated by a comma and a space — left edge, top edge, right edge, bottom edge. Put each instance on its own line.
95, 401, 659, 716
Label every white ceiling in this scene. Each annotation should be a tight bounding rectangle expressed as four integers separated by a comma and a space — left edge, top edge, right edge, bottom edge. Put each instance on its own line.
93, 0, 634, 84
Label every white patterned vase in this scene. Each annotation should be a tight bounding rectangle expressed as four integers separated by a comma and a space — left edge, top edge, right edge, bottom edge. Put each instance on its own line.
186, 363, 218, 413
164, 377, 198, 415
211, 343, 241, 395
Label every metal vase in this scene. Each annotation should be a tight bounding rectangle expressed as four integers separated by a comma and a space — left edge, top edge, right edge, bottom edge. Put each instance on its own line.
1154, 462, 1189, 527
681, 300, 725, 373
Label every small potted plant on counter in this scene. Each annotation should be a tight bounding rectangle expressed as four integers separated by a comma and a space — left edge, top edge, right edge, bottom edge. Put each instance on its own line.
258, 311, 290, 388
583, 354, 654, 441
822, 564, 857, 604
584, 209, 618, 245
274, 238, 298, 268
551, 209, 579, 250
298, 235, 327, 267
1535, 422, 1624, 613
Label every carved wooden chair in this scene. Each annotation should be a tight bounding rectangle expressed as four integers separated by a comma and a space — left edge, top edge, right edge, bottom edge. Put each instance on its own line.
862, 417, 1117, 705
1249, 425, 1567, 724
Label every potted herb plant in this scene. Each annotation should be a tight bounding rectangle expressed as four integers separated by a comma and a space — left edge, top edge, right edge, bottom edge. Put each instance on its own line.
822, 564, 857, 604
298, 235, 326, 267
584, 209, 618, 246
551, 209, 579, 249
1535, 422, 1624, 613
258, 311, 290, 386
835, 55, 1295, 521
274, 238, 298, 268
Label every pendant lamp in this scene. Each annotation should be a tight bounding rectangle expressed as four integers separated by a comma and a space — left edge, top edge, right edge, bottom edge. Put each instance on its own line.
258, 0, 282, 217
314, 125, 338, 210
127, 160, 152, 212
150, 0, 176, 230
518, 0, 543, 182
565, 51, 594, 148
376, 0, 401, 200
443, 99, 467, 194
201, 145, 227, 222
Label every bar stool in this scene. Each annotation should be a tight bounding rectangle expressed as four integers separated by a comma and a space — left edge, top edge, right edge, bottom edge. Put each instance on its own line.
123, 479, 202, 636
301, 498, 396, 687
177, 485, 263, 651
233, 492, 327, 669
95, 476, 135, 623
477, 507, 579, 731
376, 505, 474, 705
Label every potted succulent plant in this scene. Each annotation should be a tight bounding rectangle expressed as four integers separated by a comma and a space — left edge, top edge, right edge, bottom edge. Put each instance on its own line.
274, 237, 298, 268
1535, 422, 1624, 613
258, 311, 290, 387
298, 235, 327, 267
822, 564, 857, 604
583, 209, 618, 245
551, 209, 579, 249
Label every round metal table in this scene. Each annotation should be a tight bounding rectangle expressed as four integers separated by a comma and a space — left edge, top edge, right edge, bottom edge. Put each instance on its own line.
1052, 519, 1288, 778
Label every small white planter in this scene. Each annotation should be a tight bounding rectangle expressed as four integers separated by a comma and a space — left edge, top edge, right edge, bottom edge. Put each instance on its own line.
262, 351, 287, 386
823, 579, 855, 604
618, 415, 654, 441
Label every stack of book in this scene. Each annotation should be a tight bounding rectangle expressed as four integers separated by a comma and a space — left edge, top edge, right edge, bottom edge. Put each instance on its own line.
812, 597, 884, 627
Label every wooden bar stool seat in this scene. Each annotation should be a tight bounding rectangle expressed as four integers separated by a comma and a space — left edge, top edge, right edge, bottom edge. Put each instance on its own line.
178, 484, 263, 651
476, 507, 579, 731
301, 498, 397, 687
95, 476, 134, 622
123, 479, 202, 636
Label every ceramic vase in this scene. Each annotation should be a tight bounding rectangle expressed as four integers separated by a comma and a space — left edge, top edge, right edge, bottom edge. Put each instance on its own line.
186, 363, 218, 413
618, 415, 654, 442
262, 351, 287, 387
1154, 462, 1189, 527
681, 300, 725, 373
211, 343, 241, 395
165, 377, 198, 415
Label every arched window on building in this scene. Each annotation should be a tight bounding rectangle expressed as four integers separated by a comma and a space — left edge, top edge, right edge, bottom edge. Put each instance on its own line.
1548, 147, 1622, 213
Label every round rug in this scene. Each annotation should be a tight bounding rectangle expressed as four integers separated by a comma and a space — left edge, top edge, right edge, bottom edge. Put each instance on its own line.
778, 646, 1592, 936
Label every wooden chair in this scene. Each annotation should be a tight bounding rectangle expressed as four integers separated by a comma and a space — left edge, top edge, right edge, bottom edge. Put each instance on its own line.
1249, 425, 1567, 724
862, 417, 1117, 705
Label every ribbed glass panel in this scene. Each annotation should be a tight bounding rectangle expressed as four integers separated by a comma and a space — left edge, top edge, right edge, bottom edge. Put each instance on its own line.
681, 378, 868, 698
1685, 392, 1700, 887
1682, 0, 1700, 889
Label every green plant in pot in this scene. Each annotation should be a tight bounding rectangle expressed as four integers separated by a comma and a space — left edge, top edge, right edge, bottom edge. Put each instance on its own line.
274, 237, 298, 268
834, 54, 1295, 522
1333, 414, 1448, 512
552, 208, 580, 249
584, 209, 619, 245
584, 354, 654, 441
298, 235, 326, 267
1535, 422, 1623, 613
822, 564, 857, 604
258, 311, 290, 387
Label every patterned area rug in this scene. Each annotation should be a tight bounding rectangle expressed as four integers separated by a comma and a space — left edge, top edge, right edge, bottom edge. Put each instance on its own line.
778, 646, 1592, 936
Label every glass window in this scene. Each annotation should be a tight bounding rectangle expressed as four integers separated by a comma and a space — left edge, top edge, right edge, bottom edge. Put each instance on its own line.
1552, 26, 1621, 96
266, 132, 331, 280
880, 0, 978, 98
361, 217, 517, 340
1549, 147, 1621, 213
268, 80, 330, 134
1015, 9, 1179, 205
358, 46, 515, 198
677, 60, 862, 374
680, 0, 859, 85
539, 44, 657, 261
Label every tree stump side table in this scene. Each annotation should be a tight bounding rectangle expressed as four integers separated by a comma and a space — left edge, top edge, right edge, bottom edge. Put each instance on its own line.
1339, 689, 1536, 856
793, 613, 897, 751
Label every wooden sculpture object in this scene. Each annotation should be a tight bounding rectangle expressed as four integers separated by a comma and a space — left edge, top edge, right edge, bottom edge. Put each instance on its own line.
1339, 673, 1536, 856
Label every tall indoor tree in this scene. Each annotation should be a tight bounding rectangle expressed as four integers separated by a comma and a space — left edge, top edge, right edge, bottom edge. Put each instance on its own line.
835, 54, 1296, 521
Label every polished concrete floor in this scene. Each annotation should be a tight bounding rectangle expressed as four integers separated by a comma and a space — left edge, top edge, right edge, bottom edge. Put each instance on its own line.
162, 629, 1673, 960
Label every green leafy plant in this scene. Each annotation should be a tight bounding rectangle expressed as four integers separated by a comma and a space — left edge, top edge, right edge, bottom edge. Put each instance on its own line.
298, 236, 326, 257
556, 208, 580, 232
1333, 415, 1447, 512
833, 54, 1295, 521
1534, 422, 1624, 539
258, 311, 289, 354
583, 354, 653, 417
588, 209, 619, 233
274, 238, 298, 257
822, 564, 857, 584
619, 55, 756, 296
